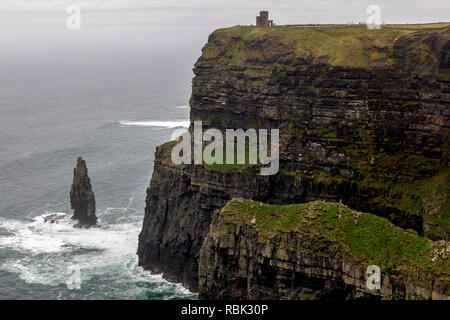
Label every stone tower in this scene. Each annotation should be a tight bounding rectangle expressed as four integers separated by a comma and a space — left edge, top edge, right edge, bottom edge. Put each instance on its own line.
256, 11, 273, 27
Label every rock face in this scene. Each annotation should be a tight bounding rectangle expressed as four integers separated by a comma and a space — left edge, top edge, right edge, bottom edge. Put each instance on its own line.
137, 24, 450, 293
70, 157, 97, 228
199, 199, 450, 300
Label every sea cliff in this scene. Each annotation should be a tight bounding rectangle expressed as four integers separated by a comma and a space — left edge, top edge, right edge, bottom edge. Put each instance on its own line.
137, 24, 450, 297
199, 199, 449, 299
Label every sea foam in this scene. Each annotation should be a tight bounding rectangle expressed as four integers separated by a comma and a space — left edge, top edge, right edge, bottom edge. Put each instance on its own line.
0, 201, 197, 299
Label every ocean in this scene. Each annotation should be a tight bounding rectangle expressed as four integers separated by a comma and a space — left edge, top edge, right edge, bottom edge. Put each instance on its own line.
0, 19, 203, 299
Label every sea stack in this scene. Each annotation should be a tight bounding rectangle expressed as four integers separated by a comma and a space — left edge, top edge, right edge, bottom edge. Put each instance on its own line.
70, 157, 97, 228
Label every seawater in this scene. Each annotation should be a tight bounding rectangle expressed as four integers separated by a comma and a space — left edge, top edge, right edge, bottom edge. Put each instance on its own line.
0, 35, 199, 299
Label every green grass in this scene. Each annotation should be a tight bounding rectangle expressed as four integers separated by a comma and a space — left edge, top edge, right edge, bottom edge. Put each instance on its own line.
219, 198, 449, 278
155, 134, 260, 173
202, 23, 450, 69
203, 143, 260, 173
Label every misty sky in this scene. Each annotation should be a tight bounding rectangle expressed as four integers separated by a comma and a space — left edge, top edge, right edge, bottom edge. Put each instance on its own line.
1, 0, 449, 24
1, 0, 448, 86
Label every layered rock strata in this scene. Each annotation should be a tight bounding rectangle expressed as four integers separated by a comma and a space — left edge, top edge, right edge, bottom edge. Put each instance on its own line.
138, 24, 450, 292
199, 199, 450, 300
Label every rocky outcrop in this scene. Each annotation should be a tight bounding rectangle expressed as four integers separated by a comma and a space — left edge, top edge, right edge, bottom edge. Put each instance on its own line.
43, 213, 66, 224
70, 157, 97, 228
199, 199, 450, 300
137, 24, 450, 292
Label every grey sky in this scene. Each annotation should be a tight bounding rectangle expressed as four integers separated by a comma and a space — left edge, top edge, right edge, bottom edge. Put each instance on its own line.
1, 0, 449, 25
1, 0, 448, 77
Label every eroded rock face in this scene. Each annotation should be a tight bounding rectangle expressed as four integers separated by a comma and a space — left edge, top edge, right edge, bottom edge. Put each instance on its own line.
70, 157, 97, 228
137, 25, 450, 292
199, 199, 450, 300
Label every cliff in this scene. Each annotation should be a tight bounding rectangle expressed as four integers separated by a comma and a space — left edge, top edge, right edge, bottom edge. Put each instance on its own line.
199, 199, 449, 300
137, 24, 450, 294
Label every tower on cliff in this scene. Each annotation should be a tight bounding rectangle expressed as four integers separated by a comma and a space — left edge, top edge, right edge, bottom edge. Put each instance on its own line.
256, 11, 274, 27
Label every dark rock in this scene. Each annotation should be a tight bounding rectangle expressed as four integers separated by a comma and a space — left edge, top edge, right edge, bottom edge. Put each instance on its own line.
43, 213, 66, 224
70, 157, 97, 228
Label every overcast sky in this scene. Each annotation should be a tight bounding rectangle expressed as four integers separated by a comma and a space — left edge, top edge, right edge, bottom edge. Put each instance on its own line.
1, 0, 449, 26
1, 1, 448, 75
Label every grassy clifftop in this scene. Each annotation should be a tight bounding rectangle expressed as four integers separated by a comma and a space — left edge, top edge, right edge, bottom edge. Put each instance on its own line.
219, 198, 450, 279
202, 23, 450, 70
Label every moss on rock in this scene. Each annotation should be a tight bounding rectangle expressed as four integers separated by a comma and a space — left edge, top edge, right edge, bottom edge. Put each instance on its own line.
220, 198, 449, 279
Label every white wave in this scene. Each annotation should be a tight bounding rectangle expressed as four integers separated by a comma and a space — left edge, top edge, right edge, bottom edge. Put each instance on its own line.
175, 105, 189, 109
119, 120, 190, 128
0, 203, 197, 299
0, 213, 139, 256
0, 214, 69, 254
